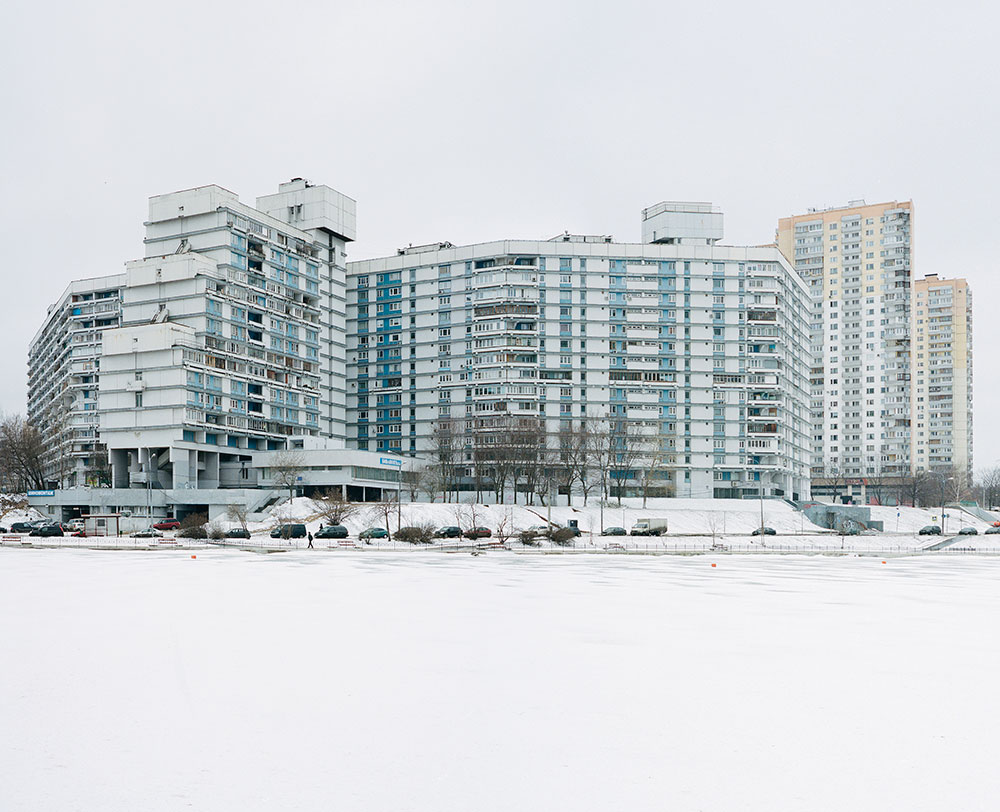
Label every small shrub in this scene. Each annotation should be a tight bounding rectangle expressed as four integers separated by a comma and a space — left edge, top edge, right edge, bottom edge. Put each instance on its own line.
550, 527, 577, 546
519, 530, 540, 546
207, 523, 225, 540
178, 512, 208, 539
395, 524, 436, 544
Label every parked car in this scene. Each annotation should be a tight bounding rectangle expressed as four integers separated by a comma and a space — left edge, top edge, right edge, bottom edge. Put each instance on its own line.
152, 520, 181, 531
359, 527, 389, 540
601, 526, 627, 536
225, 528, 251, 539
463, 526, 492, 539
66, 519, 85, 531
985, 526, 1000, 535
10, 522, 35, 533
270, 523, 307, 539
523, 524, 553, 536
958, 527, 978, 535
30, 524, 64, 537
131, 528, 162, 538
316, 525, 349, 539
918, 525, 942, 536
434, 526, 462, 538
751, 527, 777, 536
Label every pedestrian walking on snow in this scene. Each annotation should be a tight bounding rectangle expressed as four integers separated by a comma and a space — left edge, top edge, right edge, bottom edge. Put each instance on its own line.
307, 532, 314, 549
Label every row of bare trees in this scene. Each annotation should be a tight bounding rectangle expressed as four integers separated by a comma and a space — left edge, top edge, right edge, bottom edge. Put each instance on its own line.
822, 461, 982, 507
0, 415, 47, 491
421, 415, 675, 507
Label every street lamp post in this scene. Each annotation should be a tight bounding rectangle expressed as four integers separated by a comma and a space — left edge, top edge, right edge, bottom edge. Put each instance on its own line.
938, 474, 954, 534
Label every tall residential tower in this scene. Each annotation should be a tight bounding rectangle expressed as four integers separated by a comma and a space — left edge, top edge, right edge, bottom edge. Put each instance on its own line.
911, 273, 973, 476
777, 201, 913, 480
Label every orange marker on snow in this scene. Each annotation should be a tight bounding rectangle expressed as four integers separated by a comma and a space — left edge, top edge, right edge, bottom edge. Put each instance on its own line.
191, 555, 197, 559
881, 560, 886, 564
711, 563, 717, 567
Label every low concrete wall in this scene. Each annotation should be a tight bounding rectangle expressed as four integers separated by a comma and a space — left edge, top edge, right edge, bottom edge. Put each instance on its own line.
799, 503, 884, 532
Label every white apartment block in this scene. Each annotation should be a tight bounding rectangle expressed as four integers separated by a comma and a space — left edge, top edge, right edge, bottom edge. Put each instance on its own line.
99, 180, 356, 490
27, 274, 126, 487
911, 274, 973, 475
777, 201, 913, 479
346, 203, 812, 500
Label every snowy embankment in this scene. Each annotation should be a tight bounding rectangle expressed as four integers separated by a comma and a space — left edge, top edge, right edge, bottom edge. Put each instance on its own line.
261, 495, 999, 538
6, 496, 998, 553
263, 496, 833, 536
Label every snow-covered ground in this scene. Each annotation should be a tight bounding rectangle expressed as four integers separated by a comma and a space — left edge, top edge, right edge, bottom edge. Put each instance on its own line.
265, 495, 999, 537
2, 550, 999, 811
7, 496, 999, 553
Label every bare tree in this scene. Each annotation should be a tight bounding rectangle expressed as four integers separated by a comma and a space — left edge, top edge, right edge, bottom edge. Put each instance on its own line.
895, 469, 930, 508
402, 460, 426, 503
949, 465, 973, 503
85, 442, 112, 488
510, 418, 545, 505
226, 501, 249, 531
978, 465, 1000, 509
557, 421, 592, 507
707, 511, 721, 544
368, 496, 399, 539
430, 420, 462, 502
535, 433, 562, 507
419, 463, 448, 504
638, 434, 673, 509
824, 462, 849, 505
269, 450, 306, 515
312, 489, 361, 525
609, 419, 647, 505
586, 416, 614, 504
493, 508, 515, 547
861, 456, 889, 506
0, 415, 47, 491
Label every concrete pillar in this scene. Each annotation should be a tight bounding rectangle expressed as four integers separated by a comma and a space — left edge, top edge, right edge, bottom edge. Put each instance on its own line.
110, 449, 130, 489
170, 447, 194, 489
201, 451, 220, 489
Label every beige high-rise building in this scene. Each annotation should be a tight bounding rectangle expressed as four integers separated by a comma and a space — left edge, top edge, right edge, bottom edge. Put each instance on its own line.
911, 274, 973, 475
777, 200, 913, 481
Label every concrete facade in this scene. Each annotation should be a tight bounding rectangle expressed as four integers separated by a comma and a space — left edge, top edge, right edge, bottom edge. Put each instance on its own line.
777, 201, 914, 479
99, 180, 355, 491
911, 274, 973, 475
346, 204, 812, 500
27, 274, 126, 487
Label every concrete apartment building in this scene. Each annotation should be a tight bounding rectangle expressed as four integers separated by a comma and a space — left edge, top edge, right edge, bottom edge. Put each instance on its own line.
28, 180, 412, 522
346, 203, 813, 501
911, 273, 973, 475
777, 201, 914, 481
27, 274, 126, 487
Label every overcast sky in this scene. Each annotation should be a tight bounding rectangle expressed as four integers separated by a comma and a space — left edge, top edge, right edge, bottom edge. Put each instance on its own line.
2, 0, 996, 466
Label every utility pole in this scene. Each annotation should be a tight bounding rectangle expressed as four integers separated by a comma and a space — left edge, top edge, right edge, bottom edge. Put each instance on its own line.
759, 475, 765, 534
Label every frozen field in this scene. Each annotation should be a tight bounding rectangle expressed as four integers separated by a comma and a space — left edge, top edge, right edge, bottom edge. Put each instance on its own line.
2, 550, 999, 811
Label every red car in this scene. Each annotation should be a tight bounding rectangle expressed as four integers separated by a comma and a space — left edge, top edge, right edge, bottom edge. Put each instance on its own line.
152, 520, 181, 530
